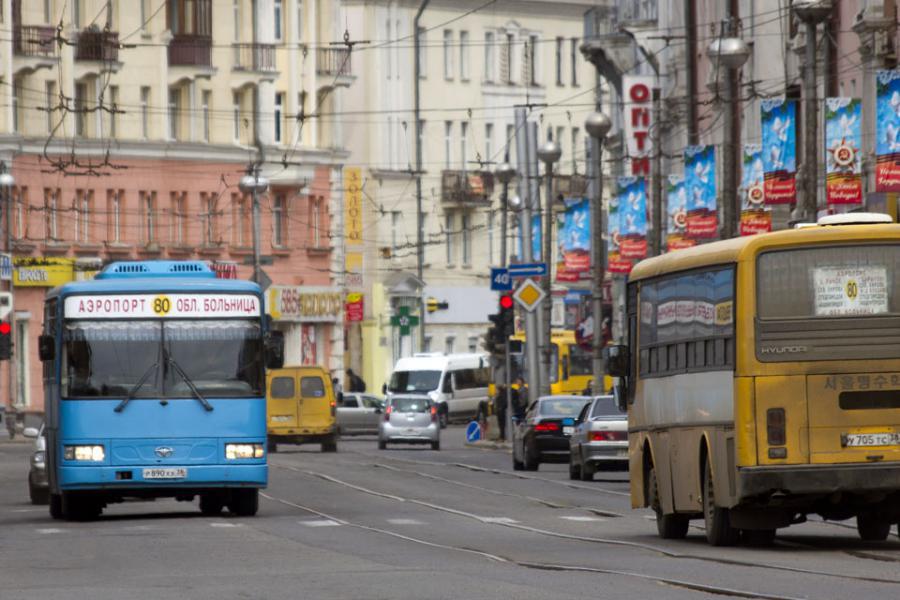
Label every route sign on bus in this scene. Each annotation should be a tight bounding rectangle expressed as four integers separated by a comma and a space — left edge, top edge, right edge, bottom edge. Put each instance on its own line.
64, 294, 261, 319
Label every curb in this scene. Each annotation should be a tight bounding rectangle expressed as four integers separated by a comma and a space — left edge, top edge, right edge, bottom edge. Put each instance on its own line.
465, 440, 512, 451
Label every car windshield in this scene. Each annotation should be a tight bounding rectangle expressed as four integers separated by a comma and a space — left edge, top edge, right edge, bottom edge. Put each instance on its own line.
388, 370, 441, 393
590, 396, 625, 419
62, 320, 263, 399
539, 398, 589, 417
391, 397, 431, 413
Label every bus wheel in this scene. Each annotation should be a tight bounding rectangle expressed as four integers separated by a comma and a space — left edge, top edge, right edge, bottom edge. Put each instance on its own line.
199, 493, 225, 516
63, 493, 101, 521
49, 493, 63, 520
267, 439, 278, 453
228, 489, 259, 517
857, 514, 891, 541
703, 458, 739, 546
648, 467, 688, 539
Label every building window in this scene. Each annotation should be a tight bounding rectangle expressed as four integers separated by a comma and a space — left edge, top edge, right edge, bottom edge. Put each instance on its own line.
503, 33, 514, 83
296, 0, 303, 40
108, 189, 122, 243
485, 123, 493, 164
484, 31, 495, 82
274, 92, 283, 143
527, 35, 538, 86
571, 127, 580, 173
391, 211, 400, 252
232, 193, 251, 246
45, 81, 56, 133
571, 38, 579, 86
202, 192, 217, 245
506, 124, 515, 163
168, 88, 180, 140
172, 192, 186, 245
487, 210, 495, 264
274, 0, 283, 41
556, 37, 564, 85
468, 337, 478, 353
443, 29, 453, 79
74, 82, 87, 137
13, 187, 25, 240
273, 194, 286, 247
417, 27, 427, 78
45, 188, 59, 241
444, 336, 455, 354
461, 213, 471, 266
307, 197, 319, 248
556, 126, 565, 153
142, 191, 157, 244
12, 82, 19, 133
459, 30, 470, 81
385, 19, 393, 80
423, 336, 432, 353
444, 121, 453, 169
109, 85, 119, 137
73, 0, 82, 27
232, 92, 241, 142
44, 0, 51, 23
445, 213, 455, 265
233, 0, 240, 41
460, 122, 469, 169
140, 86, 150, 138
418, 119, 426, 167
75, 190, 91, 243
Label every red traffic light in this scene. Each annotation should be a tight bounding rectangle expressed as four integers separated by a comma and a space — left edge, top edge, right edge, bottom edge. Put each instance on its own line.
0, 322, 10, 335
499, 295, 514, 310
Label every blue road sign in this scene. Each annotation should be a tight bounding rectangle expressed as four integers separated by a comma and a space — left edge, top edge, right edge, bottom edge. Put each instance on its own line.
0, 253, 11, 281
465, 421, 482, 442
490, 268, 512, 291
508, 262, 547, 278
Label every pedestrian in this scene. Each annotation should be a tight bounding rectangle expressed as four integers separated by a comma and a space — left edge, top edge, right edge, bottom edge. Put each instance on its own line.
493, 386, 508, 440
346, 368, 367, 392
511, 377, 528, 419
332, 377, 344, 404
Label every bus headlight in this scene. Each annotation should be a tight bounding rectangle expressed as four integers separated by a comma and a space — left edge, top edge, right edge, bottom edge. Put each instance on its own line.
64, 445, 105, 461
225, 443, 264, 459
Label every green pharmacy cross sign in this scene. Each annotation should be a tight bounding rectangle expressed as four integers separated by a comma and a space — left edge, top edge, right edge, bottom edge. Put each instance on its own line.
390, 306, 420, 336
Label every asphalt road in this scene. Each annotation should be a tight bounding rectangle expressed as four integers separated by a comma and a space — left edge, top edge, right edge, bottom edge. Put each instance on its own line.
2, 428, 900, 599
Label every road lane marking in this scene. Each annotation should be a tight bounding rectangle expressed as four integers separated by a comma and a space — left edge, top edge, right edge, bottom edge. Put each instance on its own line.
560, 515, 606, 522
36, 528, 64, 534
210, 522, 243, 528
300, 519, 342, 527
387, 518, 425, 525
482, 517, 518, 524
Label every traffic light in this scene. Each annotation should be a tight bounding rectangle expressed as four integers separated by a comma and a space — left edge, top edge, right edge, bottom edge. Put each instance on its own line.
498, 294, 514, 337
0, 321, 11, 361
485, 295, 515, 356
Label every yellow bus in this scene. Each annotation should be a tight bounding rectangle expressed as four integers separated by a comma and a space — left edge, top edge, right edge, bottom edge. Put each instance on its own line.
510, 330, 601, 395
606, 215, 900, 546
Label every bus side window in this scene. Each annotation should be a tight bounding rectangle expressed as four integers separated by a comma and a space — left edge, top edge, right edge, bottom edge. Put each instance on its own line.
562, 355, 570, 380
442, 375, 452, 394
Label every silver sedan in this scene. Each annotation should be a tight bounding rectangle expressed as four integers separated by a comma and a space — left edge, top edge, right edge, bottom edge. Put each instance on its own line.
337, 393, 385, 435
569, 395, 627, 481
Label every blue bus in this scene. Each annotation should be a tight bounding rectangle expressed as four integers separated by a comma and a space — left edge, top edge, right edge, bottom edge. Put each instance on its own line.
39, 261, 283, 520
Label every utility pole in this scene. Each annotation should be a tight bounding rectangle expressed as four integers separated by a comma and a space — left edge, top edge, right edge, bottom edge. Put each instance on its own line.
651, 88, 663, 254
585, 113, 611, 396
0, 162, 15, 421
537, 136, 561, 399
496, 159, 516, 437
414, 0, 430, 351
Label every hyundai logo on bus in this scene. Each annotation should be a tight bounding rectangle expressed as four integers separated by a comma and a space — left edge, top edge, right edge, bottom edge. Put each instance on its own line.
154, 447, 174, 458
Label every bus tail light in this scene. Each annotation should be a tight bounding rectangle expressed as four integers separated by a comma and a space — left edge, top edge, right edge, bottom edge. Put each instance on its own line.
534, 422, 560, 433
590, 431, 627, 442
767, 408, 786, 446
384, 405, 392, 422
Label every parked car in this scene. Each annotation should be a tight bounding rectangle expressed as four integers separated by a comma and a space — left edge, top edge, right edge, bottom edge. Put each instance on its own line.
23, 424, 48, 505
337, 393, 384, 435
512, 395, 591, 471
569, 395, 628, 481
378, 395, 440, 450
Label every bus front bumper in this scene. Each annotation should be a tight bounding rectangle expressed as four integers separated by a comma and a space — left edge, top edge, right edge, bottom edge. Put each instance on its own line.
58, 464, 267, 490
739, 462, 900, 499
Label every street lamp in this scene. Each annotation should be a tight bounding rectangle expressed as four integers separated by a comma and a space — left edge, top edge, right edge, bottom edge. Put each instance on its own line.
793, 0, 832, 222
239, 168, 269, 285
536, 136, 561, 398
0, 162, 15, 413
707, 31, 750, 239
585, 111, 612, 396
494, 160, 517, 441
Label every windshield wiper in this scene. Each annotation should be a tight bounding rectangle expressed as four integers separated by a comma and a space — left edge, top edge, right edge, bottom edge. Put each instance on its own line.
114, 363, 159, 413
165, 351, 214, 412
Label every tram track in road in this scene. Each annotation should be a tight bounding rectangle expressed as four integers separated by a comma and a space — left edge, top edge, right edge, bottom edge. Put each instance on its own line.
258, 488, 805, 600
270, 460, 900, 588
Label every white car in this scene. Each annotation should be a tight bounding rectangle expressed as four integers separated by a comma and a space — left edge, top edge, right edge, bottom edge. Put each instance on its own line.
569, 395, 628, 481
337, 393, 384, 435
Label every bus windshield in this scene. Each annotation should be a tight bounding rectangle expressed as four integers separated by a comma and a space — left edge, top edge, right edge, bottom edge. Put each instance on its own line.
62, 320, 263, 399
388, 370, 441, 393
568, 344, 592, 375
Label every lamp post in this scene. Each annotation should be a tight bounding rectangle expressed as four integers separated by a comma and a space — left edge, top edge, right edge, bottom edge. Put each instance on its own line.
536, 136, 561, 398
585, 111, 611, 396
495, 160, 516, 439
707, 31, 750, 239
793, 0, 832, 222
0, 162, 15, 414
239, 168, 269, 285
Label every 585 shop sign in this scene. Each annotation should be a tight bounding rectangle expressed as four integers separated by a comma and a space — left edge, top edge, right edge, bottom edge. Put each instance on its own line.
64, 294, 261, 319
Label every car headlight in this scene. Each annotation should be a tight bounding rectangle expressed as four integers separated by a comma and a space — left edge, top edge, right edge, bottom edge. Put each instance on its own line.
31, 450, 46, 469
64, 445, 105, 461
225, 443, 265, 459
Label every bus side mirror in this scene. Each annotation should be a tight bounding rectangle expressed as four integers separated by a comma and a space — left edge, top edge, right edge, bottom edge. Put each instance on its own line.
39, 334, 55, 362
613, 380, 627, 412
265, 331, 285, 369
603, 345, 629, 378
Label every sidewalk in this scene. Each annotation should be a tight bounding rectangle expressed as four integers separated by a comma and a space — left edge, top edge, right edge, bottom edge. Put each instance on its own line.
462, 416, 512, 450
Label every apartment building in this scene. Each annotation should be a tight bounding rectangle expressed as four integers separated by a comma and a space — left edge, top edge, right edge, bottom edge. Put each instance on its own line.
0, 0, 353, 413
340, 0, 599, 393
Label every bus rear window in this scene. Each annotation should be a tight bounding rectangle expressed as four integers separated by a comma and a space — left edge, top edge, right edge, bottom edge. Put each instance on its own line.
270, 377, 295, 398
758, 245, 900, 319
300, 377, 325, 398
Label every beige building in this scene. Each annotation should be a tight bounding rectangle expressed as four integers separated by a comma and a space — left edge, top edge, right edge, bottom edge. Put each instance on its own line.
340, 0, 601, 393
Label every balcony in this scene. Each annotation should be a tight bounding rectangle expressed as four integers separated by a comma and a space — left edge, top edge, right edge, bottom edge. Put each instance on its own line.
12, 25, 58, 75
552, 174, 589, 200
75, 28, 119, 62
316, 48, 355, 88
232, 43, 276, 73
168, 34, 212, 68
441, 170, 494, 204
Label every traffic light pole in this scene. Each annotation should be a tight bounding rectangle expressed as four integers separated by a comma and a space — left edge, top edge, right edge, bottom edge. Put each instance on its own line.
500, 170, 513, 440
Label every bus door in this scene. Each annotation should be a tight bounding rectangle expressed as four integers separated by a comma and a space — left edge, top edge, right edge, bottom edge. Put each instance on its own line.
268, 370, 299, 429
297, 371, 333, 430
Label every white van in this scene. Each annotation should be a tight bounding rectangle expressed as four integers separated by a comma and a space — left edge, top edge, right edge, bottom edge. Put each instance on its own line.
386, 353, 491, 427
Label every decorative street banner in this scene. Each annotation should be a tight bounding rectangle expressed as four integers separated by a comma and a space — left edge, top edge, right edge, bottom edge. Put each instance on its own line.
617, 176, 648, 259
666, 175, 695, 251
740, 144, 771, 236
761, 98, 797, 204
622, 75, 655, 177
876, 70, 900, 192
532, 214, 542, 261
607, 186, 632, 275
684, 145, 718, 238
556, 198, 591, 283
825, 97, 863, 204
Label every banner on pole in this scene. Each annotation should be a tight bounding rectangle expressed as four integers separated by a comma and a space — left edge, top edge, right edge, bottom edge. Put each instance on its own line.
607, 187, 632, 274
617, 176, 648, 259
666, 174, 695, 251
876, 70, 900, 192
825, 97, 863, 204
556, 198, 591, 282
761, 98, 797, 204
684, 145, 718, 238
739, 144, 771, 236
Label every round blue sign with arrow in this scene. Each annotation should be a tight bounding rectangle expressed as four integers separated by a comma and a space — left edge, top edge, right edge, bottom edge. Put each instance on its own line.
465, 421, 482, 442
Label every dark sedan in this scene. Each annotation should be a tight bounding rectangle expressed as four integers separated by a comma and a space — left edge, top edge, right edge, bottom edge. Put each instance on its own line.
512, 395, 591, 471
